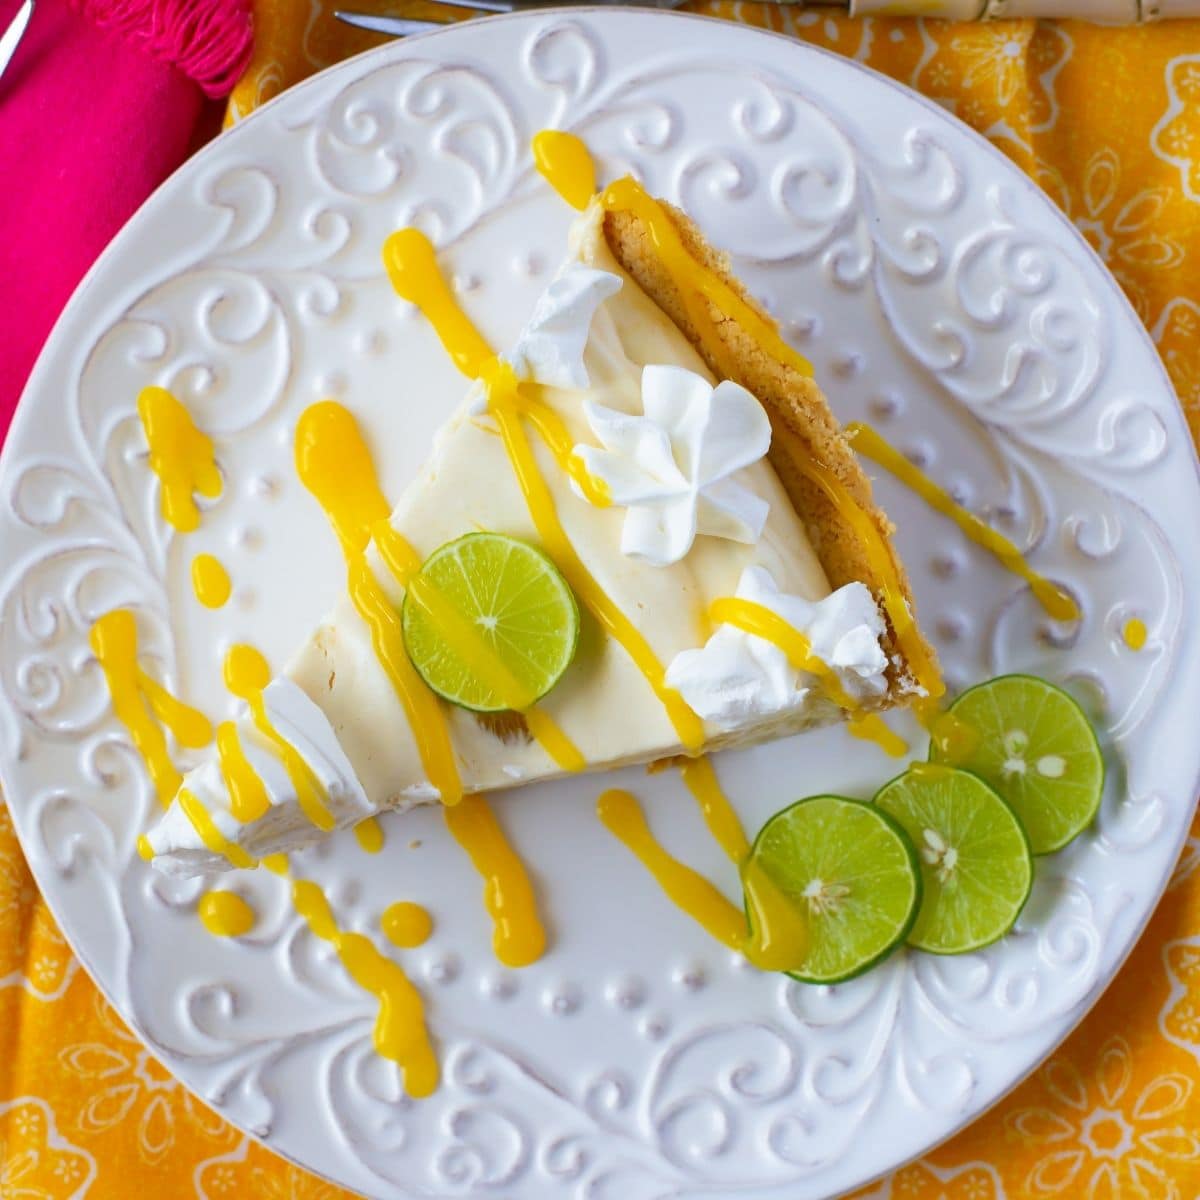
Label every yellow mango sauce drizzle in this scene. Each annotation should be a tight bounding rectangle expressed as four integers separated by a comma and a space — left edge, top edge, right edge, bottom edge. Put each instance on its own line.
293, 402, 462, 802
530, 131, 942, 704
678, 756, 750, 864
89, 610, 213, 807
508, 387, 610, 507
531, 130, 596, 211
382, 230, 704, 752
846, 422, 1080, 623
382, 901, 433, 948
443, 795, 546, 967
178, 788, 257, 870
224, 644, 335, 832
708, 597, 908, 758
261, 852, 289, 875
191, 553, 231, 608
355, 816, 385, 854
198, 890, 255, 937
597, 785, 807, 971
292, 879, 438, 1097
295, 402, 549, 963
137, 386, 222, 532
215, 721, 270, 823
1123, 618, 1147, 651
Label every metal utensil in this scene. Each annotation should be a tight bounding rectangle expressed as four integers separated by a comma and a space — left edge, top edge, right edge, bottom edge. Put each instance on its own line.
336, 0, 688, 36
0, 0, 33, 78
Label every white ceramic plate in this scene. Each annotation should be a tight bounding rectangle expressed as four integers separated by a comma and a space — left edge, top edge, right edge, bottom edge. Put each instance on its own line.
2, 11, 1198, 1198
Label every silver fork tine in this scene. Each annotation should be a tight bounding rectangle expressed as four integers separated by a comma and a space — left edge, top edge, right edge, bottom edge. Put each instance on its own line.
414, 0, 516, 10
0, 0, 34, 78
334, 10, 453, 34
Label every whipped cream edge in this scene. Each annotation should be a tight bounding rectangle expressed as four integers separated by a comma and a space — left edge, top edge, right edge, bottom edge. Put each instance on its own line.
572, 366, 773, 568
665, 565, 890, 733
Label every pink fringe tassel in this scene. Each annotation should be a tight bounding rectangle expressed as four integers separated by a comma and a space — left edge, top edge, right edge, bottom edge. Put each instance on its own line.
68, 0, 254, 97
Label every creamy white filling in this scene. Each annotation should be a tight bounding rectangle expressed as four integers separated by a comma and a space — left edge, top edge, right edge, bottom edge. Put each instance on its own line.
146, 208, 846, 876
573, 365, 772, 567
149, 262, 626, 875
665, 565, 889, 732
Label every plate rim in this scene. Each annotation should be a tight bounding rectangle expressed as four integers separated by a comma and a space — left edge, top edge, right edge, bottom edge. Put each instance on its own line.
2, 10, 1199, 1198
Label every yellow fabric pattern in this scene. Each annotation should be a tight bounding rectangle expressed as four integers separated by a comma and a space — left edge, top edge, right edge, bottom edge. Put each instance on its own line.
2, 8, 1199, 1199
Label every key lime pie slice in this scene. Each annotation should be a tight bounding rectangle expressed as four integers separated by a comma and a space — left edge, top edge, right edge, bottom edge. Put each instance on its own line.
145, 148, 936, 877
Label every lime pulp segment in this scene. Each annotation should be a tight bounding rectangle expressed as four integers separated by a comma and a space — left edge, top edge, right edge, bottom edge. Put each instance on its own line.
401, 533, 580, 713
874, 766, 1033, 954
747, 795, 921, 984
930, 674, 1104, 855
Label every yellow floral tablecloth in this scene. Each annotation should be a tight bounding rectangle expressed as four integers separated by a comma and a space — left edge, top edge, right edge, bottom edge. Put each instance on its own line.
2, 9, 1200, 1199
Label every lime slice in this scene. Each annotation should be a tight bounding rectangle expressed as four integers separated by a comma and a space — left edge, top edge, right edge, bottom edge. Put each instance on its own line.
401, 533, 579, 712
874, 765, 1032, 953
747, 796, 921, 984
929, 674, 1103, 855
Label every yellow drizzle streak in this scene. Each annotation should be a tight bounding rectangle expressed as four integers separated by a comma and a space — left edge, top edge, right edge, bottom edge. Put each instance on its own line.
382, 901, 433, 948
847, 422, 1080, 623
383, 229, 703, 751
90, 610, 212, 806
292, 880, 438, 1097
740, 857, 811, 972
355, 816, 385, 854
532, 129, 596, 211
709, 597, 908, 758
599, 781, 808, 971
224, 645, 335, 832
509, 388, 610, 507
923, 707, 982, 762
294, 402, 463, 806
679, 756, 750, 864
136, 674, 212, 751
198, 891, 255, 937
137, 835, 154, 861
178, 788, 257, 870
191, 554, 231, 608
598, 788, 746, 951
215, 721, 270, 824
1123, 618, 1147, 651
443, 795, 546, 967
261, 853, 290, 876
137, 386, 222, 532
600, 176, 814, 379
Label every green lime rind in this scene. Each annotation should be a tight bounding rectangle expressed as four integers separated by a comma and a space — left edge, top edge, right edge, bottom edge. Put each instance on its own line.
929, 674, 1104, 855
747, 795, 922, 985
401, 532, 580, 713
874, 766, 1033, 954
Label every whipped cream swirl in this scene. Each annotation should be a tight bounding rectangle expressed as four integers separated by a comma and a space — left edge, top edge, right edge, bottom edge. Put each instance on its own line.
666, 566, 889, 731
508, 265, 623, 389
573, 365, 772, 566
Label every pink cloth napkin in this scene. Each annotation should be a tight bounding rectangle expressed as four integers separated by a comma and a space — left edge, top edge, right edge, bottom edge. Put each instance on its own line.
0, 0, 253, 439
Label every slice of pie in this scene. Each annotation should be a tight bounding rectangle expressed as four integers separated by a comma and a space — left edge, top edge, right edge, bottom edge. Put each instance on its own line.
146, 193, 935, 877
